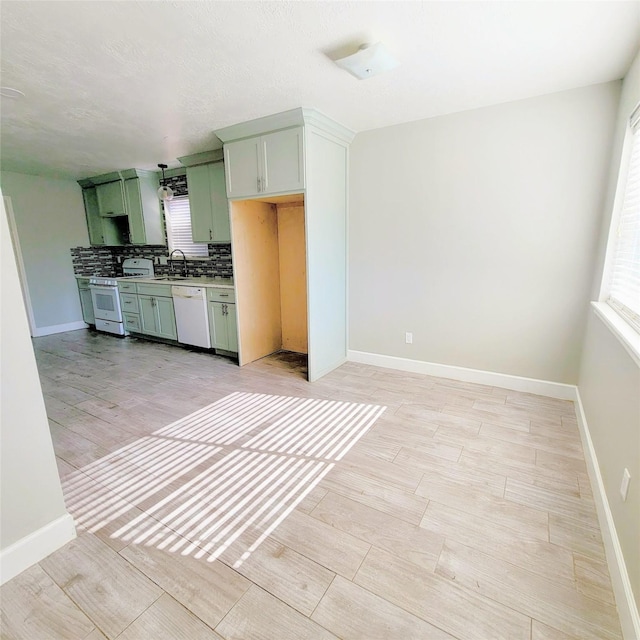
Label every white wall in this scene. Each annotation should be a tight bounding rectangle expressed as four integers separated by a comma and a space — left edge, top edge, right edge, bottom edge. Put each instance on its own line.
1, 193, 75, 584
578, 50, 640, 624
349, 82, 620, 384
0, 171, 88, 333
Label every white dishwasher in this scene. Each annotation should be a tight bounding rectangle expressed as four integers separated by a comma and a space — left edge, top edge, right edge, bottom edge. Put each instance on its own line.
171, 286, 212, 348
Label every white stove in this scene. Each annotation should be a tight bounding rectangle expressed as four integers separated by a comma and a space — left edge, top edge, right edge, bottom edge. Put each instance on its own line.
90, 258, 155, 335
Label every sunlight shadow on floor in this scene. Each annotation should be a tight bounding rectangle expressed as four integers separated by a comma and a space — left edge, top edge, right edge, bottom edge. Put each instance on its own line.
63, 392, 386, 567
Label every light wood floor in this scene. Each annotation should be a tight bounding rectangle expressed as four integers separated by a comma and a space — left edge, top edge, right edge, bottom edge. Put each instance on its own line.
1, 330, 622, 640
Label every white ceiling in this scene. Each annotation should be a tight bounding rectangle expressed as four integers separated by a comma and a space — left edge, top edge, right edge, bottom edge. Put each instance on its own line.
1, 1, 639, 180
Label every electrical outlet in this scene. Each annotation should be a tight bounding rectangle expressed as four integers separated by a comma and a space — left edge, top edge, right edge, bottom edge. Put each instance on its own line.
159, 256, 168, 266
620, 468, 631, 501
405, 332, 413, 344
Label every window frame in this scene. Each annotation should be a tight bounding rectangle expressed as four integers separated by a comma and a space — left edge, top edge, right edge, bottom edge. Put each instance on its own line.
163, 195, 209, 258
596, 101, 640, 363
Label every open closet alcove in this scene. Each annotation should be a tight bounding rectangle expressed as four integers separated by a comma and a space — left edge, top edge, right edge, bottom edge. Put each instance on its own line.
230, 193, 308, 368
216, 107, 355, 382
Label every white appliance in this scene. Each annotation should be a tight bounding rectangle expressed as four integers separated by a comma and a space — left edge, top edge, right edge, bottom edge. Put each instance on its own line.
90, 258, 154, 335
172, 285, 211, 348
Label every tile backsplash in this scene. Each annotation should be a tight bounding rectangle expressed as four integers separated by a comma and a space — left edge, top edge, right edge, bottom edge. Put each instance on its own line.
71, 246, 116, 277
71, 244, 233, 279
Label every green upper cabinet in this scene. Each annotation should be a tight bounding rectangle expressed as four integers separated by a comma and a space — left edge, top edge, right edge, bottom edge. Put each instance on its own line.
79, 169, 165, 247
96, 180, 127, 217
124, 173, 165, 245
185, 161, 231, 243
222, 137, 262, 199
82, 186, 129, 246
82, 187, 104, 245
223, 126, 305, 199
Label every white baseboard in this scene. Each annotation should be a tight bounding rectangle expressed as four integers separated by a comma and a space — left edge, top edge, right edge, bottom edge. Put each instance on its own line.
32, 321, 88, 337
573, 389, 640, 640
347, 350, 576, 400
0, 513, 76, 585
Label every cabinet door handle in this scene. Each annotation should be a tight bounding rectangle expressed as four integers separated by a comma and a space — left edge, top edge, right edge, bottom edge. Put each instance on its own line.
209, 229, 213, 241
219, 293, 229, 297
257, 177, 261, 192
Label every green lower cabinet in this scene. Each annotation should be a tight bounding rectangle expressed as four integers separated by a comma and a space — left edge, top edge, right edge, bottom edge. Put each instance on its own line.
77, 280, 95, 325
208, 301, 238, 352
139, 294, 177, 340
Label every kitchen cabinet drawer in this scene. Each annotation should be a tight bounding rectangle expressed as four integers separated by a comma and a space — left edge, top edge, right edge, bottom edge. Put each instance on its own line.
120, 293, 139, 314
118, 281, 137, 293
137, 283, 172, 297
207, 288, 235, 303
77, 278, 90, 290
123, 312, 141, 332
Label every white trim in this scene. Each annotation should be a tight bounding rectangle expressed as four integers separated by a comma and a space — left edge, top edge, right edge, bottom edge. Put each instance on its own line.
592, 302, 640, 367
32, 321, 88, 337
599, 121, 634, 305
347, 350, 576, 399
215, 107, 355, 144
3, 196, 37, 335
0, 514, 76, 585
573, 388, 640, 640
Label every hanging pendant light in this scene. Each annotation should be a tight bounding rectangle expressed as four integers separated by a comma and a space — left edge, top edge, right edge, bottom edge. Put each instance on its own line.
157, 163, 174, 201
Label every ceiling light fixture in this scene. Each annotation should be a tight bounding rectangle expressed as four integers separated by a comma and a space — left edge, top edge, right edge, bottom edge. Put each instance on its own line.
157, 163, 174, 201
334, 42, 398, 80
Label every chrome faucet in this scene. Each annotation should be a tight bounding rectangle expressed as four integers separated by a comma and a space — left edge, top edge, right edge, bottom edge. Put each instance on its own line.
168, 249, 188, 277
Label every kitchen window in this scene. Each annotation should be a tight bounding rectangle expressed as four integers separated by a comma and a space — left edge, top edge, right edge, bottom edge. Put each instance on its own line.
164, 196, 209, 258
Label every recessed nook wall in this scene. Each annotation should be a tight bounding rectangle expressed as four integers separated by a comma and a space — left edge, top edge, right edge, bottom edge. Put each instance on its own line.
231, 200, 282, 366
277, 203, 308, 354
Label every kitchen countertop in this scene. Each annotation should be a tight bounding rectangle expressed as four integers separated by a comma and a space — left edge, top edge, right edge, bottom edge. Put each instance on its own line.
74, 274, 234, 289
117, 276, 235, 289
